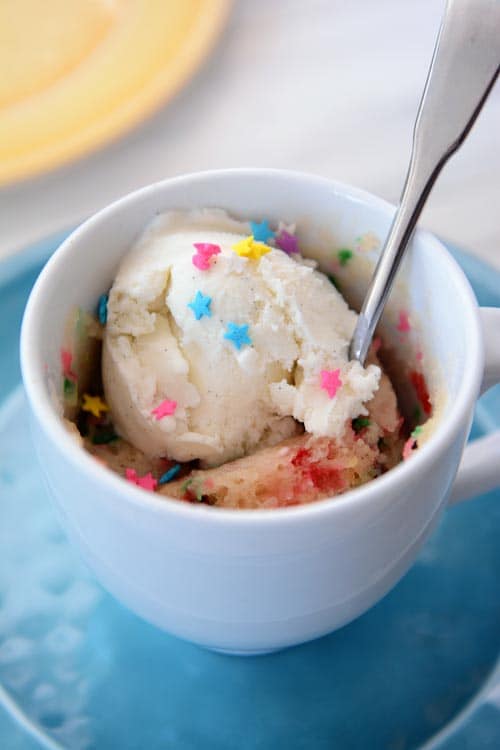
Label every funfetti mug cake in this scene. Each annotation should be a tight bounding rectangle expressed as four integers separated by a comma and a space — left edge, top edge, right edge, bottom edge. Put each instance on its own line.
21, 170, 500, 653
59, 208, 433, 510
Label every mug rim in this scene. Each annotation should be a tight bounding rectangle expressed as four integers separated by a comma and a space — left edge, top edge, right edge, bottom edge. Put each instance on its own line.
20, 168, 484, 527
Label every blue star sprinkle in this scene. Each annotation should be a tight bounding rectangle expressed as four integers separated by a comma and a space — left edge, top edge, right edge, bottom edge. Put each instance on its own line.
250, 219, 275, 244
159, 464, 181, 484
98, 293, 109, 325
188, 291, 212, 320
223, 322, 252, 350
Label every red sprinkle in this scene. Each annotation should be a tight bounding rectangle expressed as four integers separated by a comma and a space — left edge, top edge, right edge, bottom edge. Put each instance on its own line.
410, 370, 432, 415
60, 348, 77, 382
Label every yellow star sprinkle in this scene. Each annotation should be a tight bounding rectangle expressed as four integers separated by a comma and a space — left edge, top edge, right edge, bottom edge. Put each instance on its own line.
82, 394, 109, 418
232, 236, 271, 260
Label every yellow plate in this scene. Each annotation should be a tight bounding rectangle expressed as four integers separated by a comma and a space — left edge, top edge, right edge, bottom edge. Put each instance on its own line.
0, 0, 230, 186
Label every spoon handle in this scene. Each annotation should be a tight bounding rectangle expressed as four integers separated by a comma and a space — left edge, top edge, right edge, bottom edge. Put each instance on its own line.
350, 0, 500, 364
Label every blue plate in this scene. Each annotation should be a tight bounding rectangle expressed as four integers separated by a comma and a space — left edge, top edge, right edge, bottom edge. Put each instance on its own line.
1, 235, 500, 750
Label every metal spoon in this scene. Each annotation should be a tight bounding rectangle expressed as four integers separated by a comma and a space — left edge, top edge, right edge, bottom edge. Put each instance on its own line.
349, 0, 500, 364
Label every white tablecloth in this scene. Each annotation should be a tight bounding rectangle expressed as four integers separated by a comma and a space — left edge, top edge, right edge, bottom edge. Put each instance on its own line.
1, 0, 499, 267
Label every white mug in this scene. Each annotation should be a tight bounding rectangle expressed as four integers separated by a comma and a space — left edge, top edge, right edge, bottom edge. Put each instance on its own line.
20, 170, 500, 654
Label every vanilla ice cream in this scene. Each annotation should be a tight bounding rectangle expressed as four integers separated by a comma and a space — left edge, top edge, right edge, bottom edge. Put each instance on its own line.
102, 210, 380, 466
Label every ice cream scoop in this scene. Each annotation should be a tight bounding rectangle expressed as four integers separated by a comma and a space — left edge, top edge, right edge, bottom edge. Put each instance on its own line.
102, 209, 380, 466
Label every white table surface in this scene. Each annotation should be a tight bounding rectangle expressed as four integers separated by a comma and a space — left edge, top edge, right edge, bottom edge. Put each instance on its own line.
1, 0, 499, 267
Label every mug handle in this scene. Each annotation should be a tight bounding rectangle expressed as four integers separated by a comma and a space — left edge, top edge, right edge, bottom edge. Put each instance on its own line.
449, 307, 500, 505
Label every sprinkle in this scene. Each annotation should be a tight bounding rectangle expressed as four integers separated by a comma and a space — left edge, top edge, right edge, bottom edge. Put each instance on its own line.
159, 464, 181, 484
63, 378, 77, 400
125, 468, 158, 492
125, 468, 137, 483
403, 437, 417, 460
372, 336, 382, 353
98, 294, 109, 325
188, 290, 212, 320
181, 477, 193, 494
232, 236, 271, 260
181, 477, 204, 501
192, 242, 221, 270
411, 425, 423, 439
192, 254, 210, 271
63, 384, 78, 408
275, 229, 299, 255
194, 242, 221, 259
320, 369, 342, 399
151, 399, 177, 419
352, 416, 371, 433
250, 220, 275, 243
397, 311, 411, 332
82, 394, 109, 418
410, 370, 432, 415
223, 322, 252, 350
60, 348, 77, 381
337, 248, 353, 266
137, 475, 157, 492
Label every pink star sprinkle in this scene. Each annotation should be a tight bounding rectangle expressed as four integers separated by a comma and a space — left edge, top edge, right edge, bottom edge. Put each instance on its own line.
60, 348, 77, 381
192, 242, 221, 270
125, 468, 158, 491
397, 311, 411, 333
275, 230, 299, 255
125, 468, 138, 483
151, 399, 177, 419
320, 369, 342, 399
137, 474, 158, 491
